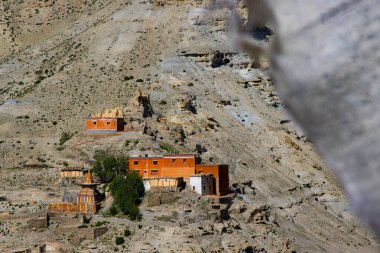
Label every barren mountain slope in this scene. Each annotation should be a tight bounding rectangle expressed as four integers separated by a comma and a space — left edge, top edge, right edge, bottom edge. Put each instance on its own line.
0, 0, 378, 252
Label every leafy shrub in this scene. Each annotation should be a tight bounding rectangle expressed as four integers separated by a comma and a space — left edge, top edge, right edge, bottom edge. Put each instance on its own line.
37, 157, 46, 163
59, 132, 73, 145
102, 203, 119, 217
115, 236, 125, 245
159, 143, 178, 154
124, 75, 134, 81
95, 220, 108, 227
124, 228, 131, 237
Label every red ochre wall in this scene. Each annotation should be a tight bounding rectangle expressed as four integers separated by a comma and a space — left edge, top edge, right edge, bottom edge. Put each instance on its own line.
86, 117, 124, 132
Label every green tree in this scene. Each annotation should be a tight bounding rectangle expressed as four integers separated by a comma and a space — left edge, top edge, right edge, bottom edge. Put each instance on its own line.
109, 172, 144, 220
93, 151, 129, 182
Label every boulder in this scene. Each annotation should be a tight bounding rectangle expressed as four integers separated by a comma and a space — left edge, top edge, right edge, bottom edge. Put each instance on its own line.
29, 216, 48, 229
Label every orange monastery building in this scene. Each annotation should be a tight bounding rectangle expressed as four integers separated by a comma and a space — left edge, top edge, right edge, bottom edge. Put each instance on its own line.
86, 107, 124, 133
129, 154, 230, 196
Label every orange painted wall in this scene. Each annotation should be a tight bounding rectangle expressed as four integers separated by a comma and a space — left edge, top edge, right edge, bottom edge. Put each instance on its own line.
196, 165, 229, 195
129, 155, 196, 179
129, 154, 230, 196
86, 117, 124, 131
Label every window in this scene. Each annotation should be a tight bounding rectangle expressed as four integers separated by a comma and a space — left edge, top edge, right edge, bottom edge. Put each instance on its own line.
172, 159, 176, 163
144, 170, 148, 174
183, 159, 187, 163
153, 160, 158, 165
193, 186, 195, 190
106, 121, 110, 125
134, 161, 139, 165
151, 170, 158, 175
93, 121, 97, 125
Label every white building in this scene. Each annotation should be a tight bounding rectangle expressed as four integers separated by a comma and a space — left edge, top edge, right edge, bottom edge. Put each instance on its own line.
189, 174, 214, 195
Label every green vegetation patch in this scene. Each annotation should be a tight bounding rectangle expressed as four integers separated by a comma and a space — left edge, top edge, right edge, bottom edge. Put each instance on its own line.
115, 236, 125, 245
59, 132, 73, 145
159, 142, 179, 154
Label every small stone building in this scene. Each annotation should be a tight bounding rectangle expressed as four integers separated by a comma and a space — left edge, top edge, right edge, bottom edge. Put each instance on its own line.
189, 174, 214, 195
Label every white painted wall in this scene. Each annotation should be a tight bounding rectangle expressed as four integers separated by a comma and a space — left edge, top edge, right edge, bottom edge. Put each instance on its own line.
189, 174, 214, 195
143, 180, 151, 191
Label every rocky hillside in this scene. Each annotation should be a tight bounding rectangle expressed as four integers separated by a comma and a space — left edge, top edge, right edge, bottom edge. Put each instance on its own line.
0, 0, 378, 252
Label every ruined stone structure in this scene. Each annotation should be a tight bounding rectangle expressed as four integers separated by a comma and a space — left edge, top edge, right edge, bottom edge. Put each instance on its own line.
86, 107, 125, 132
176, 93, 195, 113
129, 154, 229, 196
157, 116, 167, 123
211, 50, 230, 68
48, 170, 101, 214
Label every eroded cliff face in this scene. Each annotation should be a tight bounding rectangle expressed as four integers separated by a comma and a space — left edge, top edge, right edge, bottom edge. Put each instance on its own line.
0, 0, 377, 252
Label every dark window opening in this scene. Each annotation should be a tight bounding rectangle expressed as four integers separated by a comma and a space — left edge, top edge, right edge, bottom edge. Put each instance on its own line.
93, 121, 97, 125
153, 160, 158, 165
151, 170, 158, 175
134, 161, 139, 165
106, 121, 110, 125
172, 159, 176, 163
193, 186, 195, 190
183, 159, 187, 163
